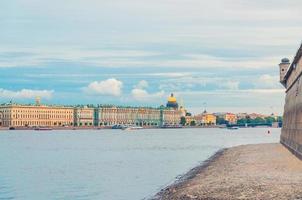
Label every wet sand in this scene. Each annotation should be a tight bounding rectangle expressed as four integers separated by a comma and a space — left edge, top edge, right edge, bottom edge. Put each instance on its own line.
153, 143, 302, 200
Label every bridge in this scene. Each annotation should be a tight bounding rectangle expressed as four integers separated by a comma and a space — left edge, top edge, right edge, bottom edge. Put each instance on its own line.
227, 122, 282, 128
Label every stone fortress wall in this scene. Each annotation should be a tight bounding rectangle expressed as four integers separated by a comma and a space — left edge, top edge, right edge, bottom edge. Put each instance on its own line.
280, 43, 302, 159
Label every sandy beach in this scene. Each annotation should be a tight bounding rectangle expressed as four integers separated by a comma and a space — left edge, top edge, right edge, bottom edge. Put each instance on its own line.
153, 143, 302, 200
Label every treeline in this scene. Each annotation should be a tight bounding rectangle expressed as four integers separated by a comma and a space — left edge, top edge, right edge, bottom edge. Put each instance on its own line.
217, 116, 282, 125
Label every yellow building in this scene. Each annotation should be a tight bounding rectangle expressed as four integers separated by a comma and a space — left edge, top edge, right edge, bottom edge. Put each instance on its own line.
194, 111, 217, 126
224, 113, 237, 124
0, 103, 74, 127
202, 113, 217, 125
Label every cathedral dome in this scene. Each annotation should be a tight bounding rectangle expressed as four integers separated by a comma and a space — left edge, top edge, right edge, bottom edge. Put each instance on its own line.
166, 93, 178, 109
167, 93, 177, 103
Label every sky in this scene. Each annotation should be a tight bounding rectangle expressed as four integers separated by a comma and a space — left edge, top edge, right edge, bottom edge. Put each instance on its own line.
0, 0, 302, 115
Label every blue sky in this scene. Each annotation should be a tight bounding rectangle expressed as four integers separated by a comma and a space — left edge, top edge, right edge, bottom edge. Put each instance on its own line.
1, 0, 302, 115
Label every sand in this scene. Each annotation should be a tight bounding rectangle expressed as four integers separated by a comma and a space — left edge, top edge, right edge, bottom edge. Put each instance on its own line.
153, 143, 302, 200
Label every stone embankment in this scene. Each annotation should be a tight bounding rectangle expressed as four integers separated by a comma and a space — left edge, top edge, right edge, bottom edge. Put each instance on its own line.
154, 143, 302, 200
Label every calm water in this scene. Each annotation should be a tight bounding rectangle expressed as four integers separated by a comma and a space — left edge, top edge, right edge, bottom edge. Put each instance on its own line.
0, 128, 280, 200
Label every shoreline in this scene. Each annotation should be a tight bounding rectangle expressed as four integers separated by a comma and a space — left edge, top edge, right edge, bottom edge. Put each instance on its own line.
150, 148, 226, 200
152, 143, 302, 200
0, 126, 279, 131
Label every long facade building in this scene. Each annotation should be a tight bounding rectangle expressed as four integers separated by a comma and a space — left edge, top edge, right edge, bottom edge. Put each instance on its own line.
0, 104, 74, 127
279, 43, 302, 158
0, 103, 181, 128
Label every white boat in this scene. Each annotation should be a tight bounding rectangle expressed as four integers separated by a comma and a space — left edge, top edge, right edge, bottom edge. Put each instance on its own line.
34, 127, 53, 131
227, 126, 239, 130
122, 126, 143, 131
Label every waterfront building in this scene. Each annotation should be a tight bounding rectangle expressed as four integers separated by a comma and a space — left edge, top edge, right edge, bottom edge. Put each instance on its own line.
224, 113, 237, 124
236, 113, 249, 120
0, 103, 74, 127
194, 110, 216, 126
95, 106, 161, 127
0, 94, 183, 128
215, 112, 237, 124
74, 106, 94, 126
202, 112, 217, 126
248, 113, 267, 120
161, 108, 182, 125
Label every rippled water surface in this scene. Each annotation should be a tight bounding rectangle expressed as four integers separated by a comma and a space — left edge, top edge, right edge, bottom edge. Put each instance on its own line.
0, 128, 280, 200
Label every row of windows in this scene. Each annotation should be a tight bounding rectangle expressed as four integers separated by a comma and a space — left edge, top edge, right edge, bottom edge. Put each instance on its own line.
12, 114, 73, 119
11, 121, 73, 126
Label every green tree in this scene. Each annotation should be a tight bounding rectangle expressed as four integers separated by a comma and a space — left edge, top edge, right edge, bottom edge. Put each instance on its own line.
237, 118, 247, 125
180, 116, 186, 126
265, 116, 276, 124
190, 120, 196, 126
254, 117, 265, 124
216, 117, 227, 125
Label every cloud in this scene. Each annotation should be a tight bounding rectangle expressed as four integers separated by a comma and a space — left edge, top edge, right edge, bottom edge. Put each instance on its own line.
134, 80, 149, 89
131, 80, 164, 101
83, 78, 123, 96
0, 88, 54, 99
131, 88, 165, 102
219, 81, 239, 90
254, 74, 281, 89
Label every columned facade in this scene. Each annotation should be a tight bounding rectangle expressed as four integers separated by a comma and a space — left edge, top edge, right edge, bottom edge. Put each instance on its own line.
95, 106, 162, 127
0, 104, 74, 127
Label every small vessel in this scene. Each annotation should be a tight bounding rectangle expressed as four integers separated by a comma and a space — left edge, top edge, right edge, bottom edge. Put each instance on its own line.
111, 125, 125, 129
122, 126, 143, 131
160, 124, 183, 129
227, 126, 239, 130
34, 127, 53, 131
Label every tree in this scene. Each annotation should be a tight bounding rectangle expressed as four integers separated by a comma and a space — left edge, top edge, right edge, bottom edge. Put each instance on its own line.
180, 116, 186, 126
265, 116, 276, 124
216, 117, 227, 125
190, 120, 196, 126
254, 117, 265, 124
237, 118, 247, 125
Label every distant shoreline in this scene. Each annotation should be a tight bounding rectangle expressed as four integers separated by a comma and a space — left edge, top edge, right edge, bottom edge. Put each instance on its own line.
0, 126, 278, 131
152, 143, 302, 200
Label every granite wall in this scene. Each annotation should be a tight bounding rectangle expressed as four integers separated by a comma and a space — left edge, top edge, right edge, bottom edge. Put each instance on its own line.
281, 54, 302, 159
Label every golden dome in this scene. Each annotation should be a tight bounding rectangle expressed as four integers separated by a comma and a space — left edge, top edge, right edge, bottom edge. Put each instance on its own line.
167, 93, 177, 103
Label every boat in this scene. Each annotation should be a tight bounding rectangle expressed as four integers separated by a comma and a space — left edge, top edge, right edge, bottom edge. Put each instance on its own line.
111, 125, 125, 129
227, 126, 239, 130
34, 127, 53, 131
122, 126, 143, 131
160, 124, 183, 129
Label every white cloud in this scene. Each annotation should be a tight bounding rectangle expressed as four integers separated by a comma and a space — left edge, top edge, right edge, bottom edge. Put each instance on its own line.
220, 81, 239, 90
83, 78, 123, 96
254, 74, 281, 89
0, 88, 54, 99
131, 88, 165, 102
131, 80, 164, 102
135, 80, 149, 89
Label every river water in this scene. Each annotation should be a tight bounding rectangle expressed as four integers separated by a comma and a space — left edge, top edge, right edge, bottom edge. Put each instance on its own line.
0, 128, 280, 200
